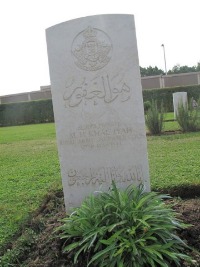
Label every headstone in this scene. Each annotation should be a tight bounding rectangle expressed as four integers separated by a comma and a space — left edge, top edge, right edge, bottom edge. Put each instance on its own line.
46, 14, 150, 212
173, 92, 188, 119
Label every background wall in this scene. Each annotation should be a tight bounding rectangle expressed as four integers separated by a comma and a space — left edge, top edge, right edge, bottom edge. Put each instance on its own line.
1, 72, 200, 104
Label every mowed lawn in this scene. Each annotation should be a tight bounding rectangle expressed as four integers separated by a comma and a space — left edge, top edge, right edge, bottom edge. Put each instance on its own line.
148, 133, 200, 190
0, 123, 61, 248
0, 122, 200, 249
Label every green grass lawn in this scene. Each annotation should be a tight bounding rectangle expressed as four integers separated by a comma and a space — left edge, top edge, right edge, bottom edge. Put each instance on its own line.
0, 123, 61, 248
164, 112, 175, 121
163, 120, 180, 131
145, 112, 181, 132
0, 120, 200, 250
148, 132, 200, 190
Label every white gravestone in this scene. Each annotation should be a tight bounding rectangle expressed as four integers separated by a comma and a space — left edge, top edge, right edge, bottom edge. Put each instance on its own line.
46, 14, 150, 211
173, 92, 188, 119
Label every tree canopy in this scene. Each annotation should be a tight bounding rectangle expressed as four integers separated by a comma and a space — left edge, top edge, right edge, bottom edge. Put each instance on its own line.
140, 66, 164, 77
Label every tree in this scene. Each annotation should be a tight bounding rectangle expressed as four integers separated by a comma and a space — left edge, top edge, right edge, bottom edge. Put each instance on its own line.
167, 64, 197, 74
140, 66, 164, 77
140, 62, 200, 77
196, 62, 200, 71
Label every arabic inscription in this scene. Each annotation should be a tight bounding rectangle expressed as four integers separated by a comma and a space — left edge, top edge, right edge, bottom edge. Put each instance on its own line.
63, 74, 131, 108
67, 165, 144, 187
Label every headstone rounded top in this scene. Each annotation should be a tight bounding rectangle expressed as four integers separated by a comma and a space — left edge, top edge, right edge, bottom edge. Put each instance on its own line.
46, 14, 134, 30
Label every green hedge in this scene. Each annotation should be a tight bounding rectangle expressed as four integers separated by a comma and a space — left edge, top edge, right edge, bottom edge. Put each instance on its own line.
0, 99, 54, 126
1, 84, 200, 126
143, 85, 200, 112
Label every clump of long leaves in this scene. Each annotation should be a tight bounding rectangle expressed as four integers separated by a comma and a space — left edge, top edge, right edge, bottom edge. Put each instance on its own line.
58, 182, 192, 267
145, 100, 164, 135
176, 99, 200, 132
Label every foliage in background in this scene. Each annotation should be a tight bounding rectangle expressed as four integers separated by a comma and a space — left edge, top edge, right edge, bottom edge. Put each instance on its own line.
1, 86, 200, 126
176, 99, 200, 132
140, 66, 164, 77
145, 100, 164, 135
143, 85, 200, 112
59, 182, 192, 267
140, 63, 200, 76
0, 99, 54, 126
167, 63, 200, 74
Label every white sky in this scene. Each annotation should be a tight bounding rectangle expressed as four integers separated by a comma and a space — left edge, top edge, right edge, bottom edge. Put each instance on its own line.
0, 0, 199, 96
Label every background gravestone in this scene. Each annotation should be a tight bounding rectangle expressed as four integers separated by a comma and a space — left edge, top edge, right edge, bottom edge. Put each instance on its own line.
46, 14, 150, 211
173, 92, 188, 118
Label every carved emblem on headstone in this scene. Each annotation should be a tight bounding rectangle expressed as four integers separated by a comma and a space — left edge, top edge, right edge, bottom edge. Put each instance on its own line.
72, 26, 112, 71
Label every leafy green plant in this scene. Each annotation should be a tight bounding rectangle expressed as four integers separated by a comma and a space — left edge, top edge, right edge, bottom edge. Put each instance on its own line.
176, 99, 200, 132
59, 182, 192, 267
143, 101, 151, 113
145, 100, 164, 135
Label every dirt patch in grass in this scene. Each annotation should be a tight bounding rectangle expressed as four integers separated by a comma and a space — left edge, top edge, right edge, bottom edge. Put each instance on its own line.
1, 190, 200, 267
158, 184, 200, 199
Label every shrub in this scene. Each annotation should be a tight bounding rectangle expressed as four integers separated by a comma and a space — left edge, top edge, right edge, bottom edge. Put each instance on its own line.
143, 101, 151, 113
176, 99, 200, 132
145, 100, 164, 135
0, 99, 54, 126
59, 182, 192, 267
143, 85, 200, 112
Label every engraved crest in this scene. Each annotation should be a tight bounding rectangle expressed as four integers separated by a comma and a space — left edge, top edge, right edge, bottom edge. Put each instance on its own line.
72, 26, 112, 71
